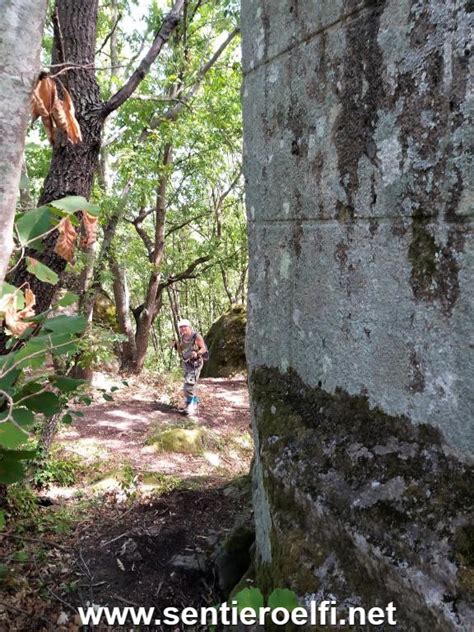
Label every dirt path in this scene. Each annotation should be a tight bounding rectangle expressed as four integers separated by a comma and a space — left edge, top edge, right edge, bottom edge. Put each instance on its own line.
58, 376, 250, 479
0, 375, 254, 631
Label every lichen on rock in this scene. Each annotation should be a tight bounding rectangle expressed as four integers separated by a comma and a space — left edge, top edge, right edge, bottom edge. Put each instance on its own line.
250, 366, 474, 630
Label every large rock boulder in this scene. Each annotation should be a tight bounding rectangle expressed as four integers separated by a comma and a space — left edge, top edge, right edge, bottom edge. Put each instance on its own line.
201, 306, 247, 377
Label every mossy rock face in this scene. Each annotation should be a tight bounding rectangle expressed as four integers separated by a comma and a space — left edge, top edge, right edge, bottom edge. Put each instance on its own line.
251, 366, 474, 630
93, 291, 119, 331
149, 427, 204, 455
201, 305, 247, 377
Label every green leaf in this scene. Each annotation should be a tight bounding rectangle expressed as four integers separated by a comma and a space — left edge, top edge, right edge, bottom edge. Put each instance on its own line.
233, 587, 264, 613
268, 588, 299, 612
71, 410, 84, 417
0, 422, 28, 449
49, 195, 99, 217
48, 333, 77, 357
0, 282, 24, 309
102, 393, 114, 401
26, 257, 59, 285
62, 413, 73, 424
0, 453, 25, 483
43, 314, 87, 335
15, 206, 53, 246
49, 375, 86, 393
12, 408, 35, 428
7, 448, 36, 460
14, 551, 29, 562
0, 510, 4, 530
0, 368, 21, 393
110, 386, 119, 392
56, 291, 79, 307
24, 391, 61, 416
14, 331, 77, 363
13, 338, 48, 369
13, 380, 44, 402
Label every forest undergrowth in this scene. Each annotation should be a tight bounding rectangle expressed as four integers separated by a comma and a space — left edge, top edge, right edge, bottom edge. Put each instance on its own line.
0, 371, 253, 631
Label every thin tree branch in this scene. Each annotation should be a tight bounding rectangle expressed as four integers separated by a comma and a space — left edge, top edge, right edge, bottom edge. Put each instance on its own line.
159, 255, 211, 290
145, 27, 239, 133
165, 212, 208, 238
52, 7, 66, 67
96, 12, 122, 55
218, 166, 242, 206
132, 206, 154, 259
102, 0, 185, 116
128, 94, 184, 102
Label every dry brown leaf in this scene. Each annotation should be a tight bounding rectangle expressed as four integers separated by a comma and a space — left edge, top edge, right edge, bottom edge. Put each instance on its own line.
31, 76, 56, 120
51, 94, 69, 136
31, 91, 49, 120
81, 212, 98, 249
31, 76, 82, 145
54, 218, 77, 263
62, 87, 82, 144
0, 292, 15, 317
17, 287, 36, 320
0, 289, 36, 336
42, 113, 56, 144
31, 77, 57, 144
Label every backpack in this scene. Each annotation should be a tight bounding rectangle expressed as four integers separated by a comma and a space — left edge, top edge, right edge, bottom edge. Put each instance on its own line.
192, 332, 209, 361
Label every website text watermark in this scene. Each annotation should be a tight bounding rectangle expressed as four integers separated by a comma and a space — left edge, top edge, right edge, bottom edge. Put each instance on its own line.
78, 600, 397, 627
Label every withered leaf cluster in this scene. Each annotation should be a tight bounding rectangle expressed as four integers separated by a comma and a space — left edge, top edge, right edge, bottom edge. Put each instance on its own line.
31, 75, 82, 145
0, 288, 36, 336
54, 212, 98, 263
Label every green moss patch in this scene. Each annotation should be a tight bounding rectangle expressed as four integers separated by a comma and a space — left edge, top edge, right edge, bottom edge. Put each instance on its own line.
147, 426, 204, 455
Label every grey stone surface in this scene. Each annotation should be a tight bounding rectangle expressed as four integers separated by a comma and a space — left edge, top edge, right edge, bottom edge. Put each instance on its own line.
242, 0, 474, 629
243, 0, 473, 451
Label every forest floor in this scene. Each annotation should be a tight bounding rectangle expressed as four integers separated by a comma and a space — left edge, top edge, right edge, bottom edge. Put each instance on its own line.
0, 373, 253, 631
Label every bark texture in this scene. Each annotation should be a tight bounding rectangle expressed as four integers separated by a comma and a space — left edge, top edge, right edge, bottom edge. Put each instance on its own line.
0, 0, 48, 283
9, 0, 102, 313
7, 0, 184, 317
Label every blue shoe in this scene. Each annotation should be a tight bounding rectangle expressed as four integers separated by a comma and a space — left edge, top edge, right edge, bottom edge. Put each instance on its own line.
188, 396, 198, 415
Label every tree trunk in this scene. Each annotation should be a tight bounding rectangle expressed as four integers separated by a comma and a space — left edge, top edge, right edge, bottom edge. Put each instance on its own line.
8, 0, 103, 314
110, 258, 137, 372
81, 181, 132, 322
0, 0, 48, 284
5, 0, 183, 317
0, 0, 184, 356
131, 144, 172, 372
38, 413, 61, 454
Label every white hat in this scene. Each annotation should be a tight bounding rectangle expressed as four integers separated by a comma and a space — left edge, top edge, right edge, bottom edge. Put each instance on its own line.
178, 319, 192, 328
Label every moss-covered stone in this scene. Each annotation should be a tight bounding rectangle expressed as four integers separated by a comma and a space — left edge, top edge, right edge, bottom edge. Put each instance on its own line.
408, 216, 461, 315
250, 366, 474, 631
201, 305, 247, 378
93, 290, 119, 331
148, 427, 204, 455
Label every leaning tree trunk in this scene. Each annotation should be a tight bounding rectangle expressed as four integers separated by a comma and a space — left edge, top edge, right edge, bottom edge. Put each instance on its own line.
0, 0, 48, 284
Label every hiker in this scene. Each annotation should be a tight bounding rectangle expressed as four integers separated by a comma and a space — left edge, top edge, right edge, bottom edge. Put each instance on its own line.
172, 319, 208, 415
